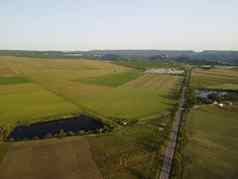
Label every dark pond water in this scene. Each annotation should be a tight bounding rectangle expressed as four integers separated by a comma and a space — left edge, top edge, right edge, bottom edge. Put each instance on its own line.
195, 89, 238, 103
195, 90, 228, 99
8, 115, 105, 141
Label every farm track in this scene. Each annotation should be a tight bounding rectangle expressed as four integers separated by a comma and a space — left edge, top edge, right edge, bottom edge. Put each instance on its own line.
158, 70, 189, 179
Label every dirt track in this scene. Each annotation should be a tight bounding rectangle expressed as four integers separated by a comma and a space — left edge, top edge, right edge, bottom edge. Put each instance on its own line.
0, 136, 103, 179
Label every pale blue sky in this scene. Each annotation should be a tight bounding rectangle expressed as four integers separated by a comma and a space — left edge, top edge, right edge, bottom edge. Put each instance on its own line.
0, 0, 237, 51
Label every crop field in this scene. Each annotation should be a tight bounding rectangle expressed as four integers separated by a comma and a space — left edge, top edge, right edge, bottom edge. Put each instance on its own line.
0, 136, 103, 179
191, 68, 238, 90
0, 56, 181, 179
0, 83, 78, 129
0, 76, 31, 85
123, 73, 179, 91
0, 56, 180, 127
182, 105, 238, 179
80, 71, 142, 87
181, 67, 238, 179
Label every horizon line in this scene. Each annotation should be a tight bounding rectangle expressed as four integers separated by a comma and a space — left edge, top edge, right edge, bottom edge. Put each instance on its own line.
0, 49, 238, 52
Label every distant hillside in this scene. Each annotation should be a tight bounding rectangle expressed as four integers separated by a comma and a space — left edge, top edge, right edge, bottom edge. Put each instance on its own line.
81, 50, 238, 64
190, 51, 238, 64
0, 50, 238, 65
79, 50, 195, 58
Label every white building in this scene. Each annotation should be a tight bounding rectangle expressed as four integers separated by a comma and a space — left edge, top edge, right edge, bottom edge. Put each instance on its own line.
144, 68, 184, 75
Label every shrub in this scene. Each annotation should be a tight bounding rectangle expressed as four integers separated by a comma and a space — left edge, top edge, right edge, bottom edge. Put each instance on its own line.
68, 131, 75, 136
79, 130, 85, 135
33, 136, 40, 140
45, 133, 52, 138
58, 129, 66, 138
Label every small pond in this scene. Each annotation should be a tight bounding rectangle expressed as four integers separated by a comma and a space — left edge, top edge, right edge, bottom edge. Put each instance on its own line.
8, 115, 105, 141
195, 89, 237, 103
196, 90, 228, 99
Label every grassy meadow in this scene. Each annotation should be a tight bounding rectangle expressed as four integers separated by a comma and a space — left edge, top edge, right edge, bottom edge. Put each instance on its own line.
0, 76, 31, 85
0, 83, 78, 128
88, 112, 172, 179
0, 56, 180, 128
79, 71, 142, 87
182, 105, 238, 179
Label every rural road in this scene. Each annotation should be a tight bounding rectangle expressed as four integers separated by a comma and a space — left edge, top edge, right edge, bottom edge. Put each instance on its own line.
158, 71, 189, 179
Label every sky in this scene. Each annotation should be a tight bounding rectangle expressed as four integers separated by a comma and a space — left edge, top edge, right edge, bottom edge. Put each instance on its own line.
0, 0, 237, 51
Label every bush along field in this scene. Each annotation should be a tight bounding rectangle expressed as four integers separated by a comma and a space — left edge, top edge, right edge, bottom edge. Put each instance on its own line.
172, 67, 238, 179
0, 56, 182, 178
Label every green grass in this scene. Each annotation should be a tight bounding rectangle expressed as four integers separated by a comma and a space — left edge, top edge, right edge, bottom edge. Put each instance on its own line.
0, 84, 78, 129
88, 114, 170, 179
0, 56, 179, 126
0, 76, 31, 85
182, 105, 238, 179
79, 71, 142, 87
0, 57, 180, 124
75, 87, 175, 120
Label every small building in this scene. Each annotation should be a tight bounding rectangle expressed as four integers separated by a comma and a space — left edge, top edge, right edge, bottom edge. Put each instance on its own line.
122, 121, 128, 126
218, 103, 224, 108
144, 68, 184, 75
200, 65, 212, 70
213, 101, 218, 105
224, 101, 233, 106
